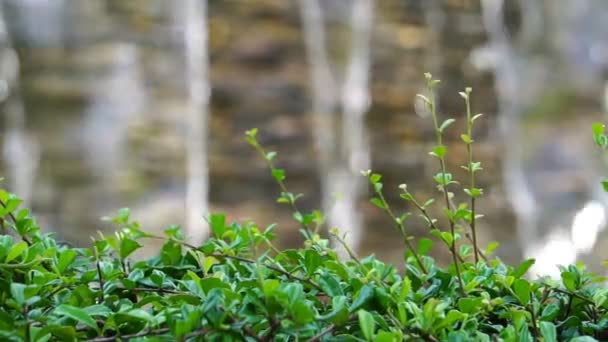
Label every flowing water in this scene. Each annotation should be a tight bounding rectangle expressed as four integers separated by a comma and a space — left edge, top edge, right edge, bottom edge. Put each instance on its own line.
474, 0, 608, 277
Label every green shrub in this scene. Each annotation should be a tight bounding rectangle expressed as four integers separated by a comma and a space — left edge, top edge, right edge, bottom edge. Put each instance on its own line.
0, 74, 607, 341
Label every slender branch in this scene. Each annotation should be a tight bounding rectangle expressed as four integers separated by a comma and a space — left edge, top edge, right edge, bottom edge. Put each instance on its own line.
307, 323, 336, 342
425, 75, 464, 294
374, 188, 427, 274
401, 189, 466, 264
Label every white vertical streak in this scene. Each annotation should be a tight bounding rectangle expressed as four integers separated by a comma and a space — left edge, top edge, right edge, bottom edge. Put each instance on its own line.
183, 0, 210, 245
336, 0, 373, 253
0, 5, 39, 205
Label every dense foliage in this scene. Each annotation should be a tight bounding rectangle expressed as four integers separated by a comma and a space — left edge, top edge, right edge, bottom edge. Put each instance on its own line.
1, 75, 608, 341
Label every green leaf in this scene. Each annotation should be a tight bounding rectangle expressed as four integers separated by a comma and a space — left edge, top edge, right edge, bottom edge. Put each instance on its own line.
460, 134, 472, 144
10, 283, 26, 306
291, 300, 315, 325
569, 337, 599, 342
304, 250, 321, 275
209, 213, 226, 238
417, 238, 433, 255
458, 297, 482, 314
319, 273, 343, 297
265, 151, 277, 161
55, 305, 99, 332
439, 118, 456, 132
592, 122, 605, 136
472, 113, 483, 122
370, 198, 385, 209
511, 259, 535, 278
272, 168, 286, 182
561, 271, 577, 291
350, 285, 375, 312
119, 238, 141, 259
539, 321, 557, 342
5, 241, 28, 263
602, 180, 608, 193
358, 309, 375, 341
430, 145, 447, 158
0, 198, 22, 216
512, 279, 531, 305
370, 174, 382, 184
373, 331, 400, 342
541, 303, 560, 321
57, 249, 77, 273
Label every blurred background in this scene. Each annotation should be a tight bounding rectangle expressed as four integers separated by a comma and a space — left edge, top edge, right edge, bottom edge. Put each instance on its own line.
1, 0, 608, 276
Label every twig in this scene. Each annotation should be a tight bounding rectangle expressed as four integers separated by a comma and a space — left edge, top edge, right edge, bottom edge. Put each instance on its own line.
307, 324, 335, 342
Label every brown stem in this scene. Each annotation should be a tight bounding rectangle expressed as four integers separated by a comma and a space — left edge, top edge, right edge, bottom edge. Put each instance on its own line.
307, 324, 336, 342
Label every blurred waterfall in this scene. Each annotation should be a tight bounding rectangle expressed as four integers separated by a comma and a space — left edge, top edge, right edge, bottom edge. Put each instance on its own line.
182, 0, 210, 245
300, 0, 373, 255
0, 4, 39, 205
474, 0, 608, 277
80, 44, 145, 194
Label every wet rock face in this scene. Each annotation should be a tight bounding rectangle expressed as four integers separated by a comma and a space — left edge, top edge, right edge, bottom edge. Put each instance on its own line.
0, 0, 606, 268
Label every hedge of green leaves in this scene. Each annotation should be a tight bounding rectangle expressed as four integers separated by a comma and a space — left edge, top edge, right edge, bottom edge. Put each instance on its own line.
1, 75, 608, 341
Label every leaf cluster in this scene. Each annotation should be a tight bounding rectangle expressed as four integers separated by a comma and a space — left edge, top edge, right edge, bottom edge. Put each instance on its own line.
0, 78, 607, 341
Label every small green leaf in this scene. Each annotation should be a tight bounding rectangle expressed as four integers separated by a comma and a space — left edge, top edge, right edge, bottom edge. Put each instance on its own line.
601, 180, 608, 193
460, 134, 472, 144
358, 309, 375, 341
265, 151, 277, 161
511, 259, 535, 278
272, 169, 286, 182
430, 145, 447, 158
57, 249, 77, 273
439, 118, 456, 132
291, 300, 315, 325
370, 173, 382, 184
417, 238, 433, 255
592, 122, 605, 136
370, 198, 385, 209
512, 279, 531, 305
55, 305, 99, 332
561, 271, 577, 291
209, 213, 226, 238
10, 283, 26, 306
539, 321, 557, 342
304, 250, 321, 275
119, 238, 141, 259
350, 285, 375, 312
6, 241, 28, 263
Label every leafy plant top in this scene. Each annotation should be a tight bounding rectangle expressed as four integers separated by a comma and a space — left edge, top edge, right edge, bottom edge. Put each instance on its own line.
0, 75, 607, 341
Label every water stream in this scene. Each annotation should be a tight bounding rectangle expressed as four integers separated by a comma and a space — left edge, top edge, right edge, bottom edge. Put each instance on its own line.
0, 3, 38, 205
299, 0, 373, 256
181, 0, 211, 246
475, 0, 608, 277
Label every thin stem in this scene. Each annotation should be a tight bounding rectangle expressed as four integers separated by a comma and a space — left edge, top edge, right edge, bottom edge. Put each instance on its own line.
427, 79, 464, 295
250, 141, 313, 237
375, 189, 427, 274
463, 89, 480, 264
403, 190, 466, 264
95, 248, 104, 304
307, 324, 336, 342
